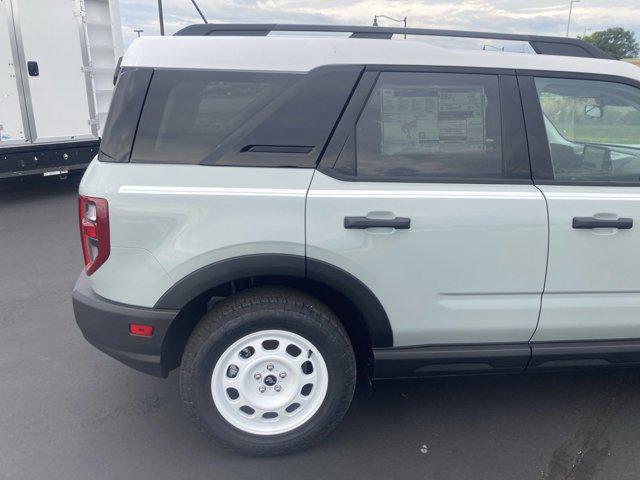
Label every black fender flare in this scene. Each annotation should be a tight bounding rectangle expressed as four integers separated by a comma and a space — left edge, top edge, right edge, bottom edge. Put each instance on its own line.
154, 254, 393, 347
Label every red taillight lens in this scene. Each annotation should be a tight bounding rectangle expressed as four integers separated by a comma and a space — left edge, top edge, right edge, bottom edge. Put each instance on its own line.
78, 195, 110, 276
81, 218, 97, 239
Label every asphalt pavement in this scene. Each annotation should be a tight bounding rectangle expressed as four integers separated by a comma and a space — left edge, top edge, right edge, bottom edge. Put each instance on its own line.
2, 175, 640, 480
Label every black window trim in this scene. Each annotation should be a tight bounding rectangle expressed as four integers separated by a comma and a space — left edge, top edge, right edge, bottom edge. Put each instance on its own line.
126, 68, 154, 163
517, 69, 640, 187
99, 66, 154, 163
318, 65, 534, 185
318, 70, 380, 174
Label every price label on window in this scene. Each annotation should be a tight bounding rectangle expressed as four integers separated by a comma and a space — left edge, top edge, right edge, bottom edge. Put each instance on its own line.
380, 86, 487, 155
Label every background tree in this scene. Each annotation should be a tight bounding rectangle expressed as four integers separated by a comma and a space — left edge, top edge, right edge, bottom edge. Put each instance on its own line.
580, 27, 639, 60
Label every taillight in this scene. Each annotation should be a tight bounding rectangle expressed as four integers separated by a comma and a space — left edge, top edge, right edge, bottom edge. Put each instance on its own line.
79, 195, 110, 275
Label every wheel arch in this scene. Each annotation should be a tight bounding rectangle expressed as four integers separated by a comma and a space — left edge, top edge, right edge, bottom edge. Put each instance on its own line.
156, 254, 393, 374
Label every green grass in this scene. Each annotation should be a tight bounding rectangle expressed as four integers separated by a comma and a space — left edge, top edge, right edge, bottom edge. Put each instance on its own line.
557, 125, 639, 145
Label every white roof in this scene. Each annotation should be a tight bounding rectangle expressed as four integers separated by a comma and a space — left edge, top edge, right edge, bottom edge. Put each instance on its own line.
123, 36, 640, 81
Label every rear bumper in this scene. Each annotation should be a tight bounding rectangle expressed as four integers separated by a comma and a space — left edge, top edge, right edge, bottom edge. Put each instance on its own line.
72, 272, 179, 377
0, 139, 98, 179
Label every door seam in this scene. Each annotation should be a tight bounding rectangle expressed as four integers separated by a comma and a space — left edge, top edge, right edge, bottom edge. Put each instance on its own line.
526, 184, 550, 368
303, 168, 317, 277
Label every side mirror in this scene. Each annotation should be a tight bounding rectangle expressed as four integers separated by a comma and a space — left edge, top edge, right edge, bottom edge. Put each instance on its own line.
584, 104, 602, 119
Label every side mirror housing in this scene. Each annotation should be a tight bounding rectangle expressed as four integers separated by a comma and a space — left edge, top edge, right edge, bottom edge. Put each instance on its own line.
585, 104, 603, 119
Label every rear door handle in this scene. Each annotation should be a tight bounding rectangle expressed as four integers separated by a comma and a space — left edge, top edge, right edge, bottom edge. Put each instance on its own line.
344, 216, 411, 229
572, 217, 633, 229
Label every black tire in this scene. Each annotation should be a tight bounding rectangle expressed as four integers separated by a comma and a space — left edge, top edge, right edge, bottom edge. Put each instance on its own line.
179, 286, 357, 456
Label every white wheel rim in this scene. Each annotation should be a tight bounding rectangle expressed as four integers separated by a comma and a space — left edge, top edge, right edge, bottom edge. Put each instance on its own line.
211, 329, 329, 435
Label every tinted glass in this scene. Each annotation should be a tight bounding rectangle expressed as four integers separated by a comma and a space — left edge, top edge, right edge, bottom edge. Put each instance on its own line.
131, 70, 297, 164
355, 72, 502, 179
535, 77, 640, 183
99, 68, 152, 162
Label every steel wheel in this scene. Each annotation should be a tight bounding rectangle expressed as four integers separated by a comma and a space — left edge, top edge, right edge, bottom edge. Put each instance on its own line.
211, 329, 329, 435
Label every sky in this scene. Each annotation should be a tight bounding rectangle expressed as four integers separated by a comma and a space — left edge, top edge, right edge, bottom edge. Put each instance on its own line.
118, 0, 640, 50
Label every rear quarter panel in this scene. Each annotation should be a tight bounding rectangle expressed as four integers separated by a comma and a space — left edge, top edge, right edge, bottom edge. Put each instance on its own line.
79, 160, 312, 307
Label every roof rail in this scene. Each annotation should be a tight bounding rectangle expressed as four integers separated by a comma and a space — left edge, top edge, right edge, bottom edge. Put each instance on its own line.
174, 23, 612, 60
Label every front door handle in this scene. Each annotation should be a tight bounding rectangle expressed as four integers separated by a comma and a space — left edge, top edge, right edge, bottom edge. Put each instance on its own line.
572, 217, 633, 229
344, 216, 411, 229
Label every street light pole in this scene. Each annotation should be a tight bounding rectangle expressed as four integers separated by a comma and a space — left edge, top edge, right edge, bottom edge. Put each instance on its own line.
566, 0, 580, 37
158, 0, 165, 36
373, 14, 408, 39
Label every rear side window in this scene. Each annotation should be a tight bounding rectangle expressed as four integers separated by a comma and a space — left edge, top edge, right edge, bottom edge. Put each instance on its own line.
99, 68, 152, 163
131, 70, 297, 164
355, 72, 503, 180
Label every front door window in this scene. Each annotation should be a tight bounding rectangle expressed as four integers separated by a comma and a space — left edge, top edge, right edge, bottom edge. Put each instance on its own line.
535, 77, 640, 183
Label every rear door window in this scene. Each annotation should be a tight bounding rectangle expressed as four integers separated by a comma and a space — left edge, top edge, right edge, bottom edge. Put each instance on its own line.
355, 72, 504, 180
130, 70, 297, 164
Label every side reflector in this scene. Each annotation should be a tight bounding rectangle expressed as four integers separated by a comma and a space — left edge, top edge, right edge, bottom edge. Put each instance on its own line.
129, 324, 154, 337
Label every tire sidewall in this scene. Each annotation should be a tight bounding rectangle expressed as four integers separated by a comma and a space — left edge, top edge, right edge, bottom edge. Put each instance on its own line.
184, 306, 355, 452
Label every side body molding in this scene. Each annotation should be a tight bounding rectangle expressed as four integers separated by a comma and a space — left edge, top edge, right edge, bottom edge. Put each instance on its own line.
154, 254, 394, 348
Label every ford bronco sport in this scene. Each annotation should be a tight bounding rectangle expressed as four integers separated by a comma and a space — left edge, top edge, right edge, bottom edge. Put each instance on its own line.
72, 24, 640, 455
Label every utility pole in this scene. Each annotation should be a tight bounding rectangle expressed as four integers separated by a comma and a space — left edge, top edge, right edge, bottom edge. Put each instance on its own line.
158, 0, 165, 36
134, 29, 144, 38
566, 0, 580, 37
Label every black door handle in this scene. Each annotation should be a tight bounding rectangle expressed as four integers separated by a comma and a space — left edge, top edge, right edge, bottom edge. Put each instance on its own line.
27, 61, 39, 76
572, 217, 633, 229
344, 216, 411, 229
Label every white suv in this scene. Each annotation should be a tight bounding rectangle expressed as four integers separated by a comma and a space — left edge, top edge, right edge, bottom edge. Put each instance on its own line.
72, 24, 640, 455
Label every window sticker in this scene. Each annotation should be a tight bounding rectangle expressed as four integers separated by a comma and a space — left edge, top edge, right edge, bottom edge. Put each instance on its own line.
380, 86, 487, 155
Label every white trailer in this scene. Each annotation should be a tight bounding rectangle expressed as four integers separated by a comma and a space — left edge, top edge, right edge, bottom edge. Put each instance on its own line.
0, 0, 122, 178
